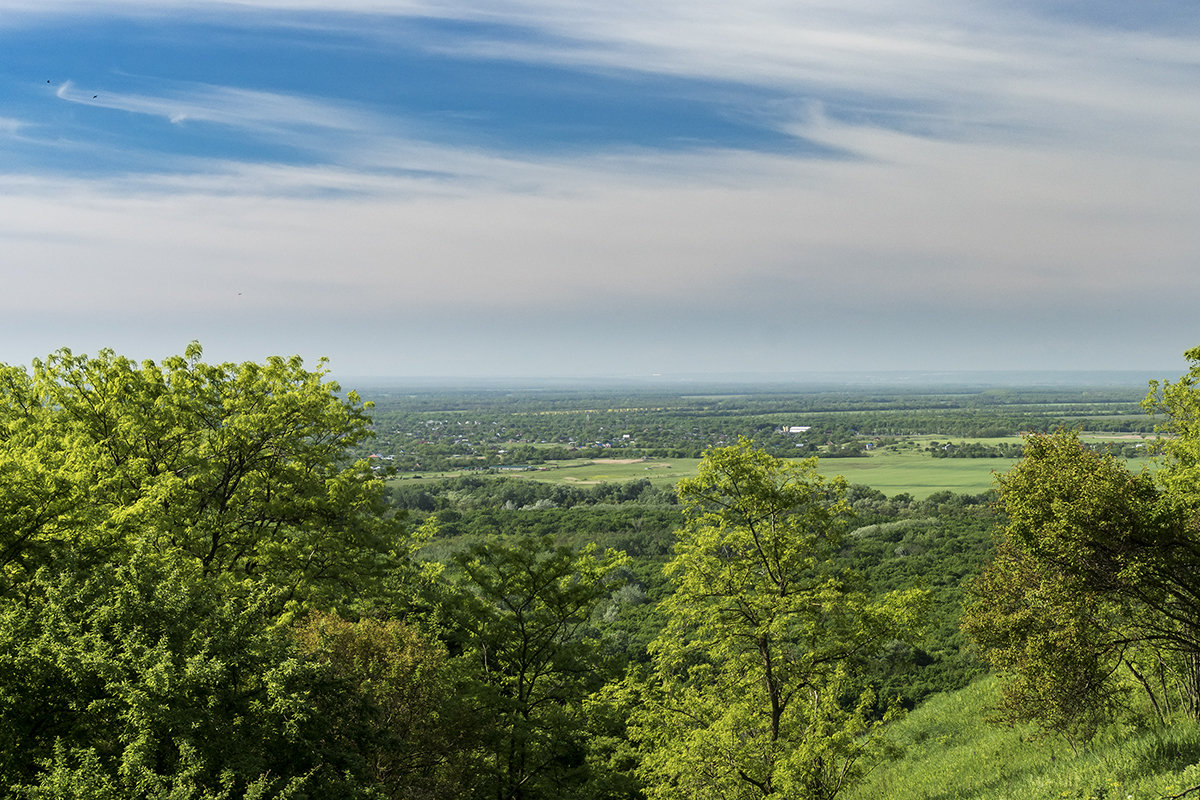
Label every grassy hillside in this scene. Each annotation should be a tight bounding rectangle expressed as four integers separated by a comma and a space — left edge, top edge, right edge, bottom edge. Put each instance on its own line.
850, 677, 1200, 800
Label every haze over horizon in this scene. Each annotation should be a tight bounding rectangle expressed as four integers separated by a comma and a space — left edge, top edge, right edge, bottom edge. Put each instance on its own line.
3, 2, 1198, 378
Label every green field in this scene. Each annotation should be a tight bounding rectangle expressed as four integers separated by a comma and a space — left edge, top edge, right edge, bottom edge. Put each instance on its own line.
397, 458, 702, 489
505, 451, 1012, 498
815, 450, 1015, 497
514, 458, 698, 487
391, 434, 1155, 500
392, 452, 1009, 500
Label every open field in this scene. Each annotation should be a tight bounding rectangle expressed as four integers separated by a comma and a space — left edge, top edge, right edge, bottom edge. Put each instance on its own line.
391, 455, 1005, 499
816, 451, 1014, 496
511, 458, 700, 488
394, 458, 702, 489
516, 452, 1016, 498
390, 434, 1156, 500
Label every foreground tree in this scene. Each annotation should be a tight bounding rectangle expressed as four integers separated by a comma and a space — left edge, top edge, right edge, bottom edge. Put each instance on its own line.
294, 612, 476, 798
0, 343, 401, 607
0, 553, 353, 798
961, 530, 1127, 744
0, 344, 413, 797
964, 348, 1200, 740
627, 439, 926, 800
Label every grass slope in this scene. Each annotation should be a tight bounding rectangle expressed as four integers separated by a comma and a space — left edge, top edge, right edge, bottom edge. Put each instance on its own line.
851, 677, 1200, 800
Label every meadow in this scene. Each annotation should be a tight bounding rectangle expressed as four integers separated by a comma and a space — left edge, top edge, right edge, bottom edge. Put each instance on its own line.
495, 451, 1011, 498
390, 435, 1155, 499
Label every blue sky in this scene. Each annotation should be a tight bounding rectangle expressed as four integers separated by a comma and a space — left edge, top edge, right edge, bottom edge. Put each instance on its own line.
2, 1, 1198, 379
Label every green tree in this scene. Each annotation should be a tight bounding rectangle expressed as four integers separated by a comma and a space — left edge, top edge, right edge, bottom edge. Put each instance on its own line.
0, 552, 346, 798
0, 344, 414, 797
449, 534, 628, 800
627, 439, 926, 800
962, 425, 1200, 740
294, 612, 476, 799
0, 343, 400, 608
961, 534, 1126, 744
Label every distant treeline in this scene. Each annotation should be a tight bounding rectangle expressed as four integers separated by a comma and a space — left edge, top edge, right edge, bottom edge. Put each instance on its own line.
357, 384, 1155, 469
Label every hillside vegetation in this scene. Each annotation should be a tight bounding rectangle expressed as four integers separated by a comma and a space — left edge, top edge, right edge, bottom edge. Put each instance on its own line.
2, 343, 1197, 799
848, 677, 1200, 800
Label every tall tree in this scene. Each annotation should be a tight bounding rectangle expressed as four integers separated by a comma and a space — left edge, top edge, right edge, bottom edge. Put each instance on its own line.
0, 344, 414, 797
628, 439, 925, 800
449, 534, 627, 800
963, 421, 1200, 739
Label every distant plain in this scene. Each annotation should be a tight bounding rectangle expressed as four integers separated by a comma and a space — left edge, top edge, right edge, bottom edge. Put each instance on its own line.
391, 434, 1156, 500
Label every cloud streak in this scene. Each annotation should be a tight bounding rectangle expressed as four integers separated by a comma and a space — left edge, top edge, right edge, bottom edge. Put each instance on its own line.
55, 78, 377, 135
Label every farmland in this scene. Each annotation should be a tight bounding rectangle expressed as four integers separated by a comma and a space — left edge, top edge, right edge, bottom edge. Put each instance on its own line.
389, 442, 1153, 499
389, 450, 1014, 499
364, 378, 1161, 499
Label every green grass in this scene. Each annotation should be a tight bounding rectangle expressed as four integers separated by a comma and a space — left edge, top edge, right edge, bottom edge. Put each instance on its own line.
815, 450, 1014, 497
390, 453, 1005, 499
388, 458, 700, 489
848, 677, 1200, 800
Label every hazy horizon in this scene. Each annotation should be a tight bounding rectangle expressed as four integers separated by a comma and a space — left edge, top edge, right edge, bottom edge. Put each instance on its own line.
337, 368, 1173, 391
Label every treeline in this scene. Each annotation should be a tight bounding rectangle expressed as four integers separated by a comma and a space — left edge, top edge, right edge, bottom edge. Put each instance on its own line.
387, 474, 679, 513
928, 440, 1028, 458
358, 384, 1154, 470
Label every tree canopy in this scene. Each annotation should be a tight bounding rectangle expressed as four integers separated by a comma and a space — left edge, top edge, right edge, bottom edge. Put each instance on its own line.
0, 344, 417, 797
0, 343, 400, 608
964, 347, 1200, 741
626, 438, 927, 800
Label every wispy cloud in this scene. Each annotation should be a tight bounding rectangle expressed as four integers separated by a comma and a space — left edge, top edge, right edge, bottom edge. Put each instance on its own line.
19, 2, 1200, 160
54, 78, 376, 134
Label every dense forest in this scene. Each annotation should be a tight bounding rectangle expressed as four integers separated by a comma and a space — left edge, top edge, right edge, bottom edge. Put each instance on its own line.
1, 344, 1197, 799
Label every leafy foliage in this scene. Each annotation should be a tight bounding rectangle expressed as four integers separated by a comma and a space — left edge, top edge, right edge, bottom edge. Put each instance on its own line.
0, 344, 400, 609
963, 359, 1200, 743
448, 535, 628, 800
294, 612, 475, 798
627, 439, 927, 800
0, 345, 410, 797
0, 554, 337, 798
